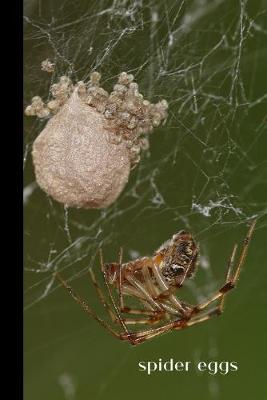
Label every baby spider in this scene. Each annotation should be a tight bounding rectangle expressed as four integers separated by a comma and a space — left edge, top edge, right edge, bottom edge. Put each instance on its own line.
55, 220, 256, 346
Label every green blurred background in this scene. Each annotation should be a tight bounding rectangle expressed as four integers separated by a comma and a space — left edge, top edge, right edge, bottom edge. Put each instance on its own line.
24, 1, 267, 399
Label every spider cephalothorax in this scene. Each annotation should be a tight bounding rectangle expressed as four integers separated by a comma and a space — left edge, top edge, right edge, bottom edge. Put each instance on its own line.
156, 231, 198, 286
56, 220, 256, 345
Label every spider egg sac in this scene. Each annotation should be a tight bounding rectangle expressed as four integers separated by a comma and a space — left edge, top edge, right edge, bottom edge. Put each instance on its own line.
26, 71, 168, 209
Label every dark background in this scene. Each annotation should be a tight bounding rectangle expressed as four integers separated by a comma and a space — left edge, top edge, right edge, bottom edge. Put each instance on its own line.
24, 1, 267, 399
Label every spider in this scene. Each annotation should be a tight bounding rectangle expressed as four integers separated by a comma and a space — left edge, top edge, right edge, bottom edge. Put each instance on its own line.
55, 220, 256, 346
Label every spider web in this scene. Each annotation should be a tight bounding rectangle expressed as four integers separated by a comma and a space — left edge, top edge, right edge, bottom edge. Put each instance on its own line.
24, 0, 267, 398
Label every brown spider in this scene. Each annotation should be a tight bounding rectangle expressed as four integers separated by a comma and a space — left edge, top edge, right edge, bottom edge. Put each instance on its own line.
55, 220, 256, 345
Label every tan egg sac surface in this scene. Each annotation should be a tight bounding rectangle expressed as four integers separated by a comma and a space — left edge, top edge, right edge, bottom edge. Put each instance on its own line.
32, 89, 131, 208
27, 71, 168, 208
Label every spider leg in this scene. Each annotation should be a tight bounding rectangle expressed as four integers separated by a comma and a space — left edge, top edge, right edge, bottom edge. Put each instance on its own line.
88, 268, 116, 322
123, 313, 166, 325
154, 287, 176, 300
118, 247, 125, 311
139, 264, 180, 316
142, 265, 159, 298
218, 243, 237, 313
120, 285, 170, 321
187, 269, 235, 325
54, 272, 120, 339
186, 307, 223, 327
120, 275, 183, 324
121, 284, 161, 310
121, 259, 185, 318
192, 219, 256, 314
151, 262, 187, 315
116, 250, 166, 321
187, 281, 232, 326
121, 319, 186, 345
123, 281, 183, 316
99, 250, 134, 344
121, 307, 165, 317
125, 274, 163, 311
125, 298, 232, 345
122, 292, 230, 345
190, 245, 238, 317
231, 219, 257, 283
55, 272, 163, 343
